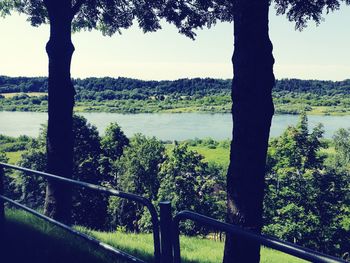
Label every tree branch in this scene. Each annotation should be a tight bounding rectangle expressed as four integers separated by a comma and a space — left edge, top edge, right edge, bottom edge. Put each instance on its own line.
71, 0, 86, 16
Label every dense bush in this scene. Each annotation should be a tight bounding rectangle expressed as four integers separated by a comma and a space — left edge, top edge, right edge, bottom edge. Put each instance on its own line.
264, 114, 350, 257
1, 113, 349, 258
0, 76, 349, 114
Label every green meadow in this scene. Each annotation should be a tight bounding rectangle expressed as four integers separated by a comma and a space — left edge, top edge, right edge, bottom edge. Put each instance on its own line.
4, 209, 306, 263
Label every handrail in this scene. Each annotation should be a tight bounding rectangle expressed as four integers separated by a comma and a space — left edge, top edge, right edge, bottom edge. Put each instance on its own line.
0, 195, 146, 263
1, 162, 347, 263
0, 162, 161, 263
172, 210, 347, 263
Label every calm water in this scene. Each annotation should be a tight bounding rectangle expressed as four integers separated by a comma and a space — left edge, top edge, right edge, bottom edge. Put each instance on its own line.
0, 111, 349, 140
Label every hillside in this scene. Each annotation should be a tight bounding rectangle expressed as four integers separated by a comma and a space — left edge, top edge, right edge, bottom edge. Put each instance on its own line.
1, 76, 350, 96
0, 76, 349, 114
3, 209, 306, 263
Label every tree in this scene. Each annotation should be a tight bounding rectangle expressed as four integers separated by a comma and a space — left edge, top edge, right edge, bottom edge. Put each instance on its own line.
264, 115, 324, 247
160, 1, 275, 259
221, 1, 350, 261
216, 1, 275, 261
101, 123, 129, 161
332, 128, 350, 170
163, 1, 349, 261
16, 145, 47, 209
3, 0, 171, 223
100, 122, 129, 184
157, 143, 225, 235
70, 115, 107, 229
108, 134, 165, 232
14, 116, 107, 229
264, 115, 350, 258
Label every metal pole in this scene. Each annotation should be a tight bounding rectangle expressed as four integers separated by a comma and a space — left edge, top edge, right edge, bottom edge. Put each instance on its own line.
0, 166, 4, 226
0, 162, 162, 263
159, 201, 173, 263
147, 203, 161, 263
173, 225, 181, 263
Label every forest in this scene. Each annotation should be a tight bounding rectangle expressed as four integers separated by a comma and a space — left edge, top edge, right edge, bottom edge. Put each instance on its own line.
0, 76, 349, 114
1, 113, 349, 259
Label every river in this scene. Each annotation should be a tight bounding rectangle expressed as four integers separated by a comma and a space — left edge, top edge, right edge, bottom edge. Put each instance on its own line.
0, 111, 349, 140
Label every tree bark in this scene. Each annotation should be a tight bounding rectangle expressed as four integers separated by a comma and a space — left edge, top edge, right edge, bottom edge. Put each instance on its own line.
43, 0, 75, 224
223, 0, 275, 262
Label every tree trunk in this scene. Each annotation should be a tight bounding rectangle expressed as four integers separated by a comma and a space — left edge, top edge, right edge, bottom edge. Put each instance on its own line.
43, 1, 75, 224
223, 0, 275, 262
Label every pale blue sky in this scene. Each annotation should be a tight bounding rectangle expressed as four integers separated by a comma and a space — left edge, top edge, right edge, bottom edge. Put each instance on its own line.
0, 5, 349, 81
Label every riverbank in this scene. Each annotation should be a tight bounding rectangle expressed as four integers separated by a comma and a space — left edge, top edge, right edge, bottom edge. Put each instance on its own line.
1, 92, 350, 115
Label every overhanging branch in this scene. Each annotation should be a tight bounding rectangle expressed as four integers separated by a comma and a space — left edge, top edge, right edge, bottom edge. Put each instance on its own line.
72, 0, 86, 16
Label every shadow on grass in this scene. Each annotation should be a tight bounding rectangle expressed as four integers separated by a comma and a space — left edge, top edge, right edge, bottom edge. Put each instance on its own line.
0, 217, 128, 263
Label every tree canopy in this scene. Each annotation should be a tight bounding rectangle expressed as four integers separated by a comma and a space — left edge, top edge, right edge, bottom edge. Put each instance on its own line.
4, 0, 166, 33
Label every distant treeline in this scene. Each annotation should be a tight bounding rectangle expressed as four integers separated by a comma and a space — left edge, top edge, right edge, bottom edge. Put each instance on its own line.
1, 76, 349, 99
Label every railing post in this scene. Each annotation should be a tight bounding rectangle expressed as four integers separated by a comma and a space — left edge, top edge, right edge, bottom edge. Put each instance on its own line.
0, 165, 4, 225
173, 220, 181, 263
159, 201, 174, 263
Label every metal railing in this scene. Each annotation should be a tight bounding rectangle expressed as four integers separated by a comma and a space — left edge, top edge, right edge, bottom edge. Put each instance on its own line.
159, 203, 348, 263
0, 162, 348, 263
0, 162, 160, 263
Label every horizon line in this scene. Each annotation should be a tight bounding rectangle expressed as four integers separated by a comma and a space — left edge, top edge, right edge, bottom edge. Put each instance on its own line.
1, 75, 349, 83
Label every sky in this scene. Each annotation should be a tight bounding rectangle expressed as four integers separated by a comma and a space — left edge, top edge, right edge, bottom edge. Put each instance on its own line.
0, 5, 349, 81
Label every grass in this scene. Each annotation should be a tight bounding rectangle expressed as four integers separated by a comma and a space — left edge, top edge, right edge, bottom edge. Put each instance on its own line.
308, 106, 350, 116
5, 150, 25, 164
74, 105, 89, 112
4, 209, 307, 263
78, 228, 306, 263
166, 143, 230, 167
1, 92, 47, 98
3, 209, 128, 263
320, 146, 336, 156
188, 145, 230, 167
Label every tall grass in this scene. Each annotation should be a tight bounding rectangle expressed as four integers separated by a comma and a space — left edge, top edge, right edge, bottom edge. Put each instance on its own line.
4, 208, 306, 263
78, 227, 306, 263
3, 209, 127, 263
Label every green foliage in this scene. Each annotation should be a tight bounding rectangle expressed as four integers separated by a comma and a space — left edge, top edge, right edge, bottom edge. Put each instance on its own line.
108, 134, 165, 232
158, 143, 225, 235
0, 134, 31, 152
71, 115, 107, 229
332, 128, 350, 169
4, 209, 127, 263
264, 113, 350, 257
7, 208, 305, 263
79, 227, 307, 263
0, 0, 13, 17
15, 145, 47, 209
4, 150, 24, 164
6, 0, 166, 35
273, 0, 348, 30
1, 76, 349, 114
99, 122, 129, 183
1, 113, 349, 256
161, 0, 233, 39
10, 115, 109, 229
101, 123, 129, 161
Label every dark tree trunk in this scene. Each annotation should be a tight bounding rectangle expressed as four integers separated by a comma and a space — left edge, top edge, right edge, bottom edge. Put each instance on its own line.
223, 0, 275, 262
43, 0, 75, 224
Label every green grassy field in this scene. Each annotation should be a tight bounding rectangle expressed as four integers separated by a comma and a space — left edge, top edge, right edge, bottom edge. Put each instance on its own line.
165, 143, 230, 167
5, 150, 25, 164
188, 145, 230, 167
0, 92, 47, 98
3, 209, 306, 263
1, 91, 350, 115
3, 209, 128, 263
80, 228, 306, 263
